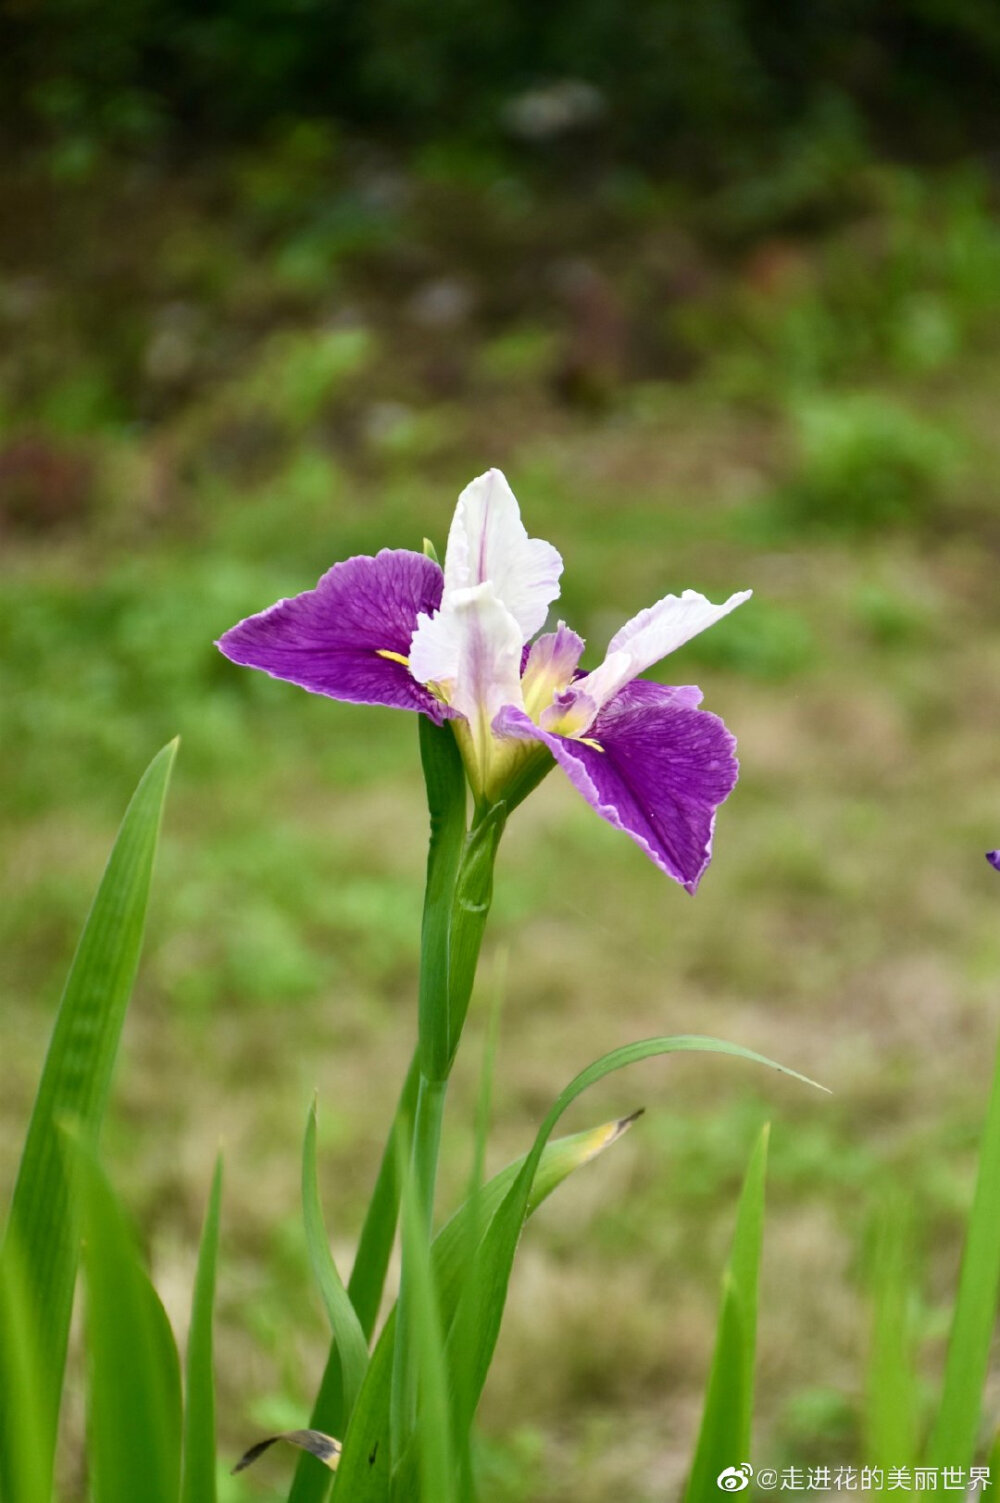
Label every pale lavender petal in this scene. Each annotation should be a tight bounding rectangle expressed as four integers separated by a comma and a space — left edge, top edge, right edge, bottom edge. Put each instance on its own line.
217, 548, 451, 720
521, 623, 585, 719
496, 681, 737, 891
988, 851, 1000, 871
576, 588, 752, 712
443, 468, 563, 639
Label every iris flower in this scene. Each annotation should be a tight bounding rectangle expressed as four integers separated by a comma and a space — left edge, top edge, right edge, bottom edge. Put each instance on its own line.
217, 469, 750, 892
988, 852, 1000, 872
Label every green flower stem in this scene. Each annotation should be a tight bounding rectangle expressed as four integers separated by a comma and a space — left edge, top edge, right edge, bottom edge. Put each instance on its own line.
390, 1073, 449, 1472
390, 723, 510, 1481
417, 719, 467, 1086
411, 1076, 448, 1241
388, 719, 555, 1486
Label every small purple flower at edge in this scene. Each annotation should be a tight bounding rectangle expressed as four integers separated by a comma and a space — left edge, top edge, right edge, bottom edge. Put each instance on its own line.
216, 469, 751, 893
988, 852, 1000, 872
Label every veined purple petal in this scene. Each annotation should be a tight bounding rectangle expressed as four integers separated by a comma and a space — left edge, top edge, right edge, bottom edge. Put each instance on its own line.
496, 680, 738, 891
988, 851, 1000, 872
217, 548, 452, 721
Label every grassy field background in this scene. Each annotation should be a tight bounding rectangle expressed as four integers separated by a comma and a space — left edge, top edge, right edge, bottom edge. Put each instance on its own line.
2, 143, 1000, 1499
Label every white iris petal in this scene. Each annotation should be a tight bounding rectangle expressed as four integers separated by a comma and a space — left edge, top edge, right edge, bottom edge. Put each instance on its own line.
443, 469, 563, 640
575, 588, 752, 713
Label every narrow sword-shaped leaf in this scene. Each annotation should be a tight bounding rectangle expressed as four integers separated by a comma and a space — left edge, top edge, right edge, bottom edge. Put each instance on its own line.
334, 1113, 642, 1501
391, 1134, 457, 1503
0, 1231, 49, 1503
865, 1194, 917, 1473
926, 1029, 1000, 1470
0, 739, 177, 1500
449, 1037, 821, 1447
451, 956, 506, 1500
181, 1157, 223, 1503
288, 1052, 420, 1503
78, 1144, 183, 1503
683, 1122, 769, 1501
303, 1102, 370, 1422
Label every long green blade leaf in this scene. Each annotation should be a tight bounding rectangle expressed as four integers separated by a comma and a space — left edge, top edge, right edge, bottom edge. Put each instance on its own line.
0, 740, 177, 1498
0, 1232, 49, 1503
181, 1157, 223, 1503
728, 1122, 769, 1451
78, 1145, 183, 1503
334, 1113, 642, 1501
865, 1194, 917, 1472
303, 1102, 370, 1424
683, 1122, 769, 1502
346, 1025, 811, 1503
392, 1134, 456, 1503
289, 1053, 419, 1503
450, 1037, 817, 1445
926, 1030, 1000, 1469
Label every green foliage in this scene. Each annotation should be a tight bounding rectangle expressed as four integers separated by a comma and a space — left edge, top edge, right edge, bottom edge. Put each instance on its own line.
683, 1124, 769, 1500
301, 1103, 369, 1428
9, 0, 1000, 185
691, 170, 1000, 402
333, 1113, 650, 1499
778, 393, 960, 532
394, 1131, 458, 1503
417, 715, 469, 1084
0, 741, 177, 1500
78, 1143, 183, 1503
182, 1159, 224, 1503
926, 1032, 1000, 1470
0, 1236, 49, 1503
238, 330, 376, 433
865, 1197, 917, 1473
289, 1056, 420, 1503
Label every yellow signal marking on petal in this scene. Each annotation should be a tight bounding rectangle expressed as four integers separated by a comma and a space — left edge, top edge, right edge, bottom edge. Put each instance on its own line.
376, 649, 410, 666
579, 737, 605, 752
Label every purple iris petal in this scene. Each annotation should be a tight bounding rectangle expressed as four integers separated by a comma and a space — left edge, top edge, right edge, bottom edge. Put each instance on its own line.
496, 680, 738, 892
217, 548, 452, 721
988, 851, 1000, 872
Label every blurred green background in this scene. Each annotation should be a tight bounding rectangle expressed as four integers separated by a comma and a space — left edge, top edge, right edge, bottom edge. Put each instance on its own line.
2, 7, 1000, 1499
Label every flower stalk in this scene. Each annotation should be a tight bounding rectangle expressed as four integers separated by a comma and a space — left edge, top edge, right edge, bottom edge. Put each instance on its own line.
392, 715, 513, 1476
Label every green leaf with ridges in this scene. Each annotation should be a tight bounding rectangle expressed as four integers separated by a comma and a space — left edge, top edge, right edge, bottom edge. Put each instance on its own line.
865, 1194, 917, 1473
0, 740, 177, 1500
926, 1030, 1000, 1470
303, 1102, 370, 1424
288, 1053, 419, 1503
78, 1145, 183, 1503
392, 1134, 456, 1503
0, 1231, 49, 1503
334, 1112, 643, 1501
683, 1122, 769, 1502
181, 1157, 223, 1503
449, 1038, 815, 1450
